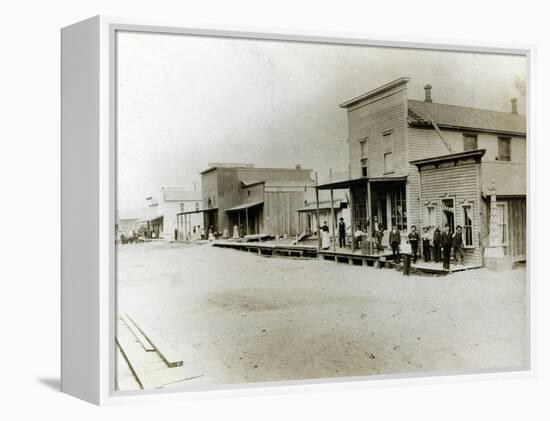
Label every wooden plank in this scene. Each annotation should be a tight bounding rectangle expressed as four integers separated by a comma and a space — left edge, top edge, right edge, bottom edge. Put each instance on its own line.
121, 314, 155, 352
126, 314, 184, 368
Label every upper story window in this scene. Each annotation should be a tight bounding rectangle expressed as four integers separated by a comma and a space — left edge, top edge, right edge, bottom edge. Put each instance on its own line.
195, 202, 199, 212
498, 137, 511, 161
360, 138, 368, 177
180, 203, 185, 212
360, 139, 367, 157
463, 134, 478, 151
382, 132, 394, 173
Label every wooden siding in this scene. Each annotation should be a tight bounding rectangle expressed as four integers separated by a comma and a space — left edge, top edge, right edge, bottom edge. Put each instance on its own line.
418, 161, 482, 266
243, 183, 265, 204
201, 167, 312, 236
264, 191, 304, 236
407, 127, 526, 231
506, 198, 527, 261
347, 84, 408, 179
408, 127, 526, 163
481, 197, 526, 262
201, 170, 218, 209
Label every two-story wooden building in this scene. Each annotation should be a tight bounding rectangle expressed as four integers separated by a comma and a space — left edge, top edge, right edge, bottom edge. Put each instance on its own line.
200, 163, 314, 238
317, 77, 526, 266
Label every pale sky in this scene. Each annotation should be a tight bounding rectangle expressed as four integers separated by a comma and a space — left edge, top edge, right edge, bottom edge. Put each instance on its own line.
116, 31, 526, 212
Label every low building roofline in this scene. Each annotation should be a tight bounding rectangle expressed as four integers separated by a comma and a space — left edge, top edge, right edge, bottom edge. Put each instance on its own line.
410, 149, 486, 168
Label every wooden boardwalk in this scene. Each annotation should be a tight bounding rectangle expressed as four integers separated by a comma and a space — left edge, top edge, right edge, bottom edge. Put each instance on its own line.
213, 240, 318, 258
213, 241, 482, 275
317, 248, 394, 268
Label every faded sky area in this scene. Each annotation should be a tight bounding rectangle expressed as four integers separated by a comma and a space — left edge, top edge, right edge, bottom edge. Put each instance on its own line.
116, 31, 526, 212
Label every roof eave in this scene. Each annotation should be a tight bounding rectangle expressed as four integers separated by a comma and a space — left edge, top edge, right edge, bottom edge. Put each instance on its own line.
339, 77, 410, 109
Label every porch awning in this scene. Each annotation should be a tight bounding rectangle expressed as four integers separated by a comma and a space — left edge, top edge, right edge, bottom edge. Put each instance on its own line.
316, 175, 407, 190
295, 199, 342, 212
225, 201, 264, 212
138, 215, 164, 223
177, 207, 217, 216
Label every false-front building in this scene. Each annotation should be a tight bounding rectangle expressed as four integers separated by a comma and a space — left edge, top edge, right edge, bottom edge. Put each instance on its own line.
200, 163, 314, 237
318, 77, 526, 265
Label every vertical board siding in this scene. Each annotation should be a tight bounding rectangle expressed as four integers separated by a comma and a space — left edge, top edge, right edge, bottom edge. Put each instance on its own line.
201, 167, 312, 236
507, 198, 527, 261
482, 197, 526, 261
419, 162, 482, 266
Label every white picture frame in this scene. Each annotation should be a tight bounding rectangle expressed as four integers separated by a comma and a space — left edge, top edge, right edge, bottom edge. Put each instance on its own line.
61, 15, 535, 405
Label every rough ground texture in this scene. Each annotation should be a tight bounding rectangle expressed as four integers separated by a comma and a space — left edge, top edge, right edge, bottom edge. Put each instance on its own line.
116, 242, 527, 390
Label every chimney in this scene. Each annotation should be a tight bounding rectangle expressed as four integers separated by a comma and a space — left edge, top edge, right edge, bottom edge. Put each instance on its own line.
424, 84, 433, 103
511, 98, 518, 114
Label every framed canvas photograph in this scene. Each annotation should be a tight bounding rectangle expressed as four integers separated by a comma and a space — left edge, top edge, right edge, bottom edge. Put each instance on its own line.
61, 16, 533, 405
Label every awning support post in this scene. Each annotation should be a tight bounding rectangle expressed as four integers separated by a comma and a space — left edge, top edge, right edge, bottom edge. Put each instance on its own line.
315, 172, 321, 250
367, 180, 373, 254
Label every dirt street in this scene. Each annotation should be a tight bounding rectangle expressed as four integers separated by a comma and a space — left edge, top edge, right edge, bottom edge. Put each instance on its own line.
116, 242, 527, 390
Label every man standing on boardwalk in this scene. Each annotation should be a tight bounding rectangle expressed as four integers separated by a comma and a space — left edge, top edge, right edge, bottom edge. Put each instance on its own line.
421, 227, 432, 262
432, 225, 441, 263
338, 217, 346, 248
408, 225, 420, 263
441, 224, 453, 270
389, 225, 401, 262
453, 225, 465, 265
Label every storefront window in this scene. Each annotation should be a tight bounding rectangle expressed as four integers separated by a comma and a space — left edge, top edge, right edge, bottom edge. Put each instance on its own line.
390, 184, 407, 231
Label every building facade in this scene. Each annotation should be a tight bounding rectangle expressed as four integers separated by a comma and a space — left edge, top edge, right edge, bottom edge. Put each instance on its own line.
319, 77, 526, 265
140, 186, 202, 241
200, 163, 314, 237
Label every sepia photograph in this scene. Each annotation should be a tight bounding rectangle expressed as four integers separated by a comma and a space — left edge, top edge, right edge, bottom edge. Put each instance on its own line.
113, 30, 527, 392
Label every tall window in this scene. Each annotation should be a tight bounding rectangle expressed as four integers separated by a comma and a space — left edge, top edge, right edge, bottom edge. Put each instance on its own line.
462, 204, 473, 246
383, 132, 394, 173
180, 203, 185, 212
389, 184, 407, 231
496, 203, 508, 244
360, 139, 368, 177
195, 202, 199, 212
498, 137, 511, 161
463, 134, 478, 151
425, 206, 436, 229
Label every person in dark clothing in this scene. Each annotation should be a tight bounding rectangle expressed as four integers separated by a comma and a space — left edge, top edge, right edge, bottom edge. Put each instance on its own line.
441, 224, 453, 270
389, 225, 401, 262
408, 225, 420, 263
452, 225, 465, 265
338, 217, 346, 248
401, 240, 412, 276
373, 223, 385, 253
432, 225, 442, 263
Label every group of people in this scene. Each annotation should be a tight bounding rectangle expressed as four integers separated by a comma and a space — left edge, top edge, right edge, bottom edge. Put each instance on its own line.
389, 224, 465, 275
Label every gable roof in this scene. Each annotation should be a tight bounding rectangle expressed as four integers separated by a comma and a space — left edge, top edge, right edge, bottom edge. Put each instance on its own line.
407, 99, 526, 135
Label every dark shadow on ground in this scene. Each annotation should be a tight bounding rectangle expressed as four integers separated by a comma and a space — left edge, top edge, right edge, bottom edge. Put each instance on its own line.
37, 377, 60, 391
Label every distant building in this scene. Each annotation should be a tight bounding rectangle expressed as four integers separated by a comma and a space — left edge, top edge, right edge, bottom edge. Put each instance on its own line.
295, 198, 350, 237
116, 210, 142, 235
140, 186, 202, 241
200, 163, 314, 237
318, 77, 526, 265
